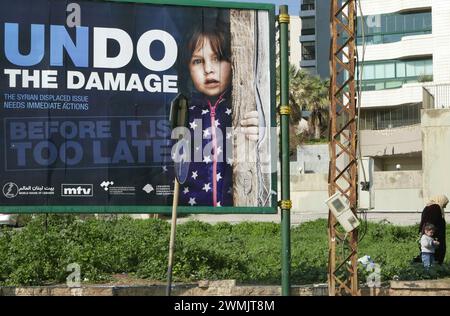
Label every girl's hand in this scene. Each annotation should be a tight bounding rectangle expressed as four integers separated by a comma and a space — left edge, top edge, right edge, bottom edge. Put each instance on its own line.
240, 111, 259, 142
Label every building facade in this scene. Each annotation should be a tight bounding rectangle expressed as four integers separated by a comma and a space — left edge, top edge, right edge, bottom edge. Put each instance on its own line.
290, 0, 450, 212
357, 0, 450, 173
298, 0, 331, 79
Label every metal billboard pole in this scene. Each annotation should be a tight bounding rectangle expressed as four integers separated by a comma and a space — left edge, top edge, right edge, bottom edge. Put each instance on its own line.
279, 4, 292, 297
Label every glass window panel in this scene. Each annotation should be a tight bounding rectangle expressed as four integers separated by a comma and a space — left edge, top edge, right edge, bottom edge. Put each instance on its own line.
363, 64, 374, 80
386, 15, 395, 33
301, 17, 315, 35
375, 63, 384, 79
396, 61, 406, 77
381, 15, 388, 33
357, 20, 362, 35
384, 34, 401, 43
415, 13, 425, 30
363, 17, 370, 35
385, 80, 402, 89
302, 17, 315, 29
366, 15, 381, 34
372, 34, 382, 44
395, 15, 404, 33
406, 61, 416, 77
375, 82, 385, 90
361, 12, 431, 46
302, 41, 315, 60
423, 12, 432, 29
363, 82, 376, 91
385, 63, 395, 78
415, 60, 425, 76
425, 59, 433, 75
405, 14, 414, 32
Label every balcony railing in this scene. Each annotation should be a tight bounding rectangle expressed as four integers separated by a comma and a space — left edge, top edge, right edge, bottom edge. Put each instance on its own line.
423, 84, 450, 109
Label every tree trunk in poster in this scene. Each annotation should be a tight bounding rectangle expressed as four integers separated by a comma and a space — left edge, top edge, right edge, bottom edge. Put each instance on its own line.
230, 10, 258, 207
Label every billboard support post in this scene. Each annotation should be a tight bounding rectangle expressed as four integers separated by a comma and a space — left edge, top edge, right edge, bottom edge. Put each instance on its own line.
279, 5, 291, 297
166, 179, 180, 296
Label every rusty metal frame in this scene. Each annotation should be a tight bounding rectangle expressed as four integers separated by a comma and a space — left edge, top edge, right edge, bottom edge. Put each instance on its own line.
328, 0, 359, 296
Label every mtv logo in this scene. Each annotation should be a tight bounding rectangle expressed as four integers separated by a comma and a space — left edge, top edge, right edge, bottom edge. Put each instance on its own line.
61, 184, 93, 197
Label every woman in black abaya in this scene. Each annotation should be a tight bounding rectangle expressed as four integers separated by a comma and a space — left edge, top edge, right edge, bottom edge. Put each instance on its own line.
418, 195, 449, 264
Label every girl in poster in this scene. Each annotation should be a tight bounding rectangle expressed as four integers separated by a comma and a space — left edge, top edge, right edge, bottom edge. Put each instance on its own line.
177, 10, 258, 207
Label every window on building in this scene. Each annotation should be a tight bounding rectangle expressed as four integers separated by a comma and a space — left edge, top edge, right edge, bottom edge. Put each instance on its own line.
302, 41, 316, 60
360, 103, 421, 130
301, 0, 315, 11
355, 58, 433, 91
301, 17, 315, 35
357, 10, 432, 45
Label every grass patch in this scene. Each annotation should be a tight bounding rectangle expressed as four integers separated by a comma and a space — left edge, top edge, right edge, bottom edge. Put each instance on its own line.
0, 216, 449, 286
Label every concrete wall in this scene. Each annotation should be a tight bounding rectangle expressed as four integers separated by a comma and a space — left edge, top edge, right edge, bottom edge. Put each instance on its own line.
360, 124, 422, 157
296, 144, 329, 174
5, 279, 450, 296
372, 171, 423, 211
290, 174, 329, 213
422, 108, 450, 201
290, 171, 423, 213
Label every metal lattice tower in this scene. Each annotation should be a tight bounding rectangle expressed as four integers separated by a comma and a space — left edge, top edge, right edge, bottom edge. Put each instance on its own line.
328, 0, 359, 296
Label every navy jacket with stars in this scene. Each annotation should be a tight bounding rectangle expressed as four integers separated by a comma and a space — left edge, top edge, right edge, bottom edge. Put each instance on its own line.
179, 90, 233, 207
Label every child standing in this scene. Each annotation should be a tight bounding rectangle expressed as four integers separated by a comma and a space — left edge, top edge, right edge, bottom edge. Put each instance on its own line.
176, 12, 258, 207
420, 223, 440, 268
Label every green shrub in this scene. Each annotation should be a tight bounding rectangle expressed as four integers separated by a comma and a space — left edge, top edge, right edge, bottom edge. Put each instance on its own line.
0, 216, 449, 286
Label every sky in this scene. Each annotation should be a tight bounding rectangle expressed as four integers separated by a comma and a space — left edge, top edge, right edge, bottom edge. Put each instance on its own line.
213, 0, 301, 15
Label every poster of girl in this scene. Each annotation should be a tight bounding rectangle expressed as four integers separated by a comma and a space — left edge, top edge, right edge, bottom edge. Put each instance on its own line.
176, 9, 259, 207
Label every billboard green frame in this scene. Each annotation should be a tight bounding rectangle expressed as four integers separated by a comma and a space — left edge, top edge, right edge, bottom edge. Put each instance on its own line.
0, 0, 278, 215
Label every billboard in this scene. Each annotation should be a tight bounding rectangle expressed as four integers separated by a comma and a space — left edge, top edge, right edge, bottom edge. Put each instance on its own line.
0, 0, 277, 214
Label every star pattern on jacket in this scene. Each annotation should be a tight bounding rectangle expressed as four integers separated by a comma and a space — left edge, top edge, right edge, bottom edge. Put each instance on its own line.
188, 197, 196, 206
203, 156, 212, 164
189, 120, 198, 130
178, 90, 233, 207
202, 183, 211, 192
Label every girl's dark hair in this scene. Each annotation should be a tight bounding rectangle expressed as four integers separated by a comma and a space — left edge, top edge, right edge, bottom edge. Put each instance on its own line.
177, 9, 231, 97
184, 26, 231, 65
424, 223, 436, 231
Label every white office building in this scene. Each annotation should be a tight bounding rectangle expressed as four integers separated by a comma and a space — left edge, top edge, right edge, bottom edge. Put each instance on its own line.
290, 0, 450, 214
357, 0, 450, 172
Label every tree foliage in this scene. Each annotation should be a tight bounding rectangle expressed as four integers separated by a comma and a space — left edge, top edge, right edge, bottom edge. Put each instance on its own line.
277, 65, 330, 142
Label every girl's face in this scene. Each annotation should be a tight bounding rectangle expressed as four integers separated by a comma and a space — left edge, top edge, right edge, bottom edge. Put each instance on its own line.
189, 37, 231, 97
